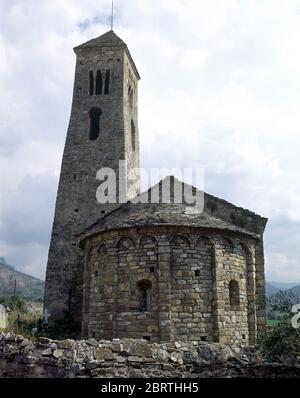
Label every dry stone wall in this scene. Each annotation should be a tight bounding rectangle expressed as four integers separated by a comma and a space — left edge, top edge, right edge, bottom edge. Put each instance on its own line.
0, 333, 299, 378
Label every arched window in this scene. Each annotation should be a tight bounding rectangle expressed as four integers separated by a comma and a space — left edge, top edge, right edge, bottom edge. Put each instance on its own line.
95, 70, 103, 95
131, 120, 136, 151
229, 280, 240, 311
89, 71, 94, 96
89, 107, 102, 141
104, 70, 110, 94
137, 280, 152, 312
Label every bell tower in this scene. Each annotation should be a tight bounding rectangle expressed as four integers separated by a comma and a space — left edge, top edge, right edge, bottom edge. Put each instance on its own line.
44, 30, 141, 326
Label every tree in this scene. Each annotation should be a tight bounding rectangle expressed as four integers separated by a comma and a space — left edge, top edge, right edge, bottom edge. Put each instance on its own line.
268, 290, 300, 314
259, 290, 300, 356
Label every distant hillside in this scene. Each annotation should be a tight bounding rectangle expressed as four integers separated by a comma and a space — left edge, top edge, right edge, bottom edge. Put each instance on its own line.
0, 259, 44, 301
266, 282, 280, 297
289, 285, 300, 299
269, 281, 300, 290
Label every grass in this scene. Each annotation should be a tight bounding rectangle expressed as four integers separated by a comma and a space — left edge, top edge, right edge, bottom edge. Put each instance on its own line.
267, 319, 280, 327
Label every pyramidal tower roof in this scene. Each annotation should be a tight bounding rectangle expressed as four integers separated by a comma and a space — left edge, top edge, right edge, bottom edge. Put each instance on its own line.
74, 30, 140, 79
74, 30, 126, 50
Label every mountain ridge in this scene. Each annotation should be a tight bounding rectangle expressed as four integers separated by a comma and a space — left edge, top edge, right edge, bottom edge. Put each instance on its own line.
0, 259, 44, 301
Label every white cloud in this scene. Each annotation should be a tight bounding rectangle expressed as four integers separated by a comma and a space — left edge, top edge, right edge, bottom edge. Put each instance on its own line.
266, 252, 300, 284
0, 0, 299, 283
0, 240, 48, 280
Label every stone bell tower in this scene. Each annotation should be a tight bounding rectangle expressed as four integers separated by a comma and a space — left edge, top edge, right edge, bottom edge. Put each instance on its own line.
44, 30, 141, 327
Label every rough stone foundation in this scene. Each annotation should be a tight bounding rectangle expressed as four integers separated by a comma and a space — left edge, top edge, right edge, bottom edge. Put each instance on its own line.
0, 333, 299, 378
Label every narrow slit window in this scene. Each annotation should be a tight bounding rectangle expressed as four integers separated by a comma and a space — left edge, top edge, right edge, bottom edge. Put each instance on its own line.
137, 280, 152, 312
89, 71, 94, 96
96, 70, 103, 95
128, 86, 134, 109
89, 107, 102, 141
131, 119, 136, 151
104, 70, 110, 94
229, 280, 241, 311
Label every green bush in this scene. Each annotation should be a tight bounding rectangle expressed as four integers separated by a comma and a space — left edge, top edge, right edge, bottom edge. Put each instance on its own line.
0, 295, 26, 313
1, 295, 78, 340
36, 310, 78, 340
258, 315, 300, 357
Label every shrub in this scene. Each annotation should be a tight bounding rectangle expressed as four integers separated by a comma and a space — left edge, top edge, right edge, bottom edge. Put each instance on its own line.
258, 315, 300, 357
0, 295, 26, 313
36, 310, 78, 340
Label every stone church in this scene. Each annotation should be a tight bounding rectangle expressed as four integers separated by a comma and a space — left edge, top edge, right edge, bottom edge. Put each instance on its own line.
44, 30, 268, 345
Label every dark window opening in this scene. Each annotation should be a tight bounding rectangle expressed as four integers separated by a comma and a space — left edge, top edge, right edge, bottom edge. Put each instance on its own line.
89, 107, 102, 141
143, 336, 150, 341
104, 70, 110, 94
150, 267, 155, 273
195, 270, 200, 277
101, 210, 106, 214
242, 334, 246, 339
96, 70, 103, 95
89, 71, 94, 96
137, 280, 152, 312
68, 288, 72, 311
128, 86, 134, 109
229, 280, 241, 311
201, 336, 207, 342
131, 119, 136, 151
95, 271, 98, 277
74, 174, 77, 181
74, 209, 79, 213
98, 244, 106, 255
92, 332, 96, 338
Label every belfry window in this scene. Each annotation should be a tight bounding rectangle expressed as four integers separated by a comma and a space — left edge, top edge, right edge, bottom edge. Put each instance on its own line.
104, 70, 110, 94
229, 280, 240, 311
96, 70, 103, 95
89, 107, 102, 141
131, 120, 136, 151
137, 280, 152, 312
89, 71, 94, 96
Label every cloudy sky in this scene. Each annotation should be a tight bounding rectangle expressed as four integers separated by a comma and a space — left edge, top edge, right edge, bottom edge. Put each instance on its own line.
0, 0, 300, 283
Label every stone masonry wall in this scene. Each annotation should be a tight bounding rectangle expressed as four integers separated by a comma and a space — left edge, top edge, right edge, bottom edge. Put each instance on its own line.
82, 226, 258, 345
44, 33, 141, 328
215, 239, 249, 344
0, 333, 299, 378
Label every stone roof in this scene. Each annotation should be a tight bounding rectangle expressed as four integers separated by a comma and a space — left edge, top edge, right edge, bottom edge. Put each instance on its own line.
78, 178, 266, 245
74, 30, 126, 50
74, 30, 140, 80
